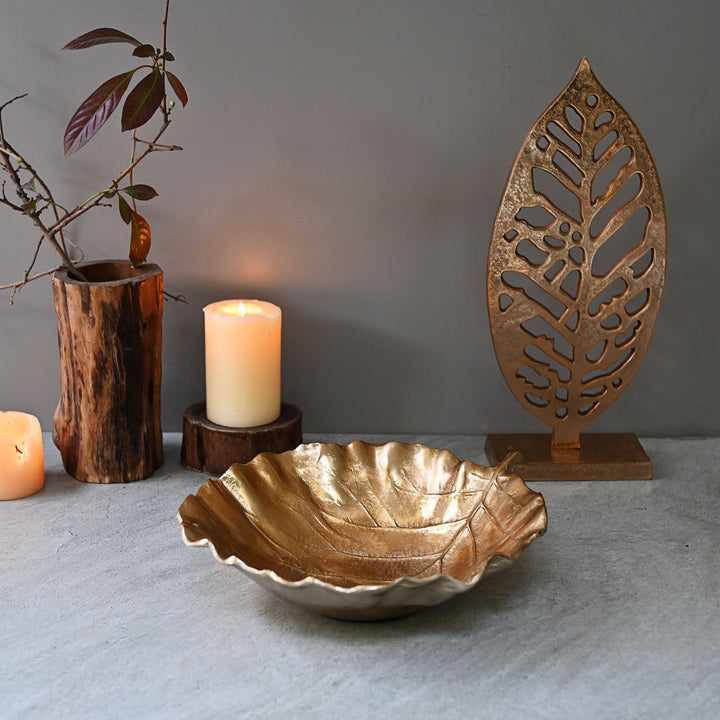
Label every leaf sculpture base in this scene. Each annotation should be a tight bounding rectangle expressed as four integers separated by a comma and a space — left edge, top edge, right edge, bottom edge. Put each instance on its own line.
181, 402, 303, 476
484, 433, 651, 481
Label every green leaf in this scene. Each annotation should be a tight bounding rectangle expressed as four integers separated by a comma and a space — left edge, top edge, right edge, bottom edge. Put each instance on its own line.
122, 184, 159, 201
129, 211, 151, 266
63, 27, 142, 50
118, 195, 133, 225
22, 199, 37, 214
121, 68, 164, 131
166, 71, 188, 107
63, 71, 136, 156
132, 44, 156, 58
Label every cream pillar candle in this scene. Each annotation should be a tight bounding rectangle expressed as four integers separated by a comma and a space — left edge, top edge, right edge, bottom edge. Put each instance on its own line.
0, 411, 44, 500
203, 299, 281, 427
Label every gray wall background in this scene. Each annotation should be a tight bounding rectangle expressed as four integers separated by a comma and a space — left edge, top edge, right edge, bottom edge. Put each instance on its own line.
0, 0, 717, 435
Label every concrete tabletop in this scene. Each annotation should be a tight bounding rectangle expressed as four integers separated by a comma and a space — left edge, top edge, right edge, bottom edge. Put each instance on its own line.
2, 434, 718, 719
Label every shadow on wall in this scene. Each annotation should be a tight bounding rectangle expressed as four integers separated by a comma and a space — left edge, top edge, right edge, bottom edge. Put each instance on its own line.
162, 284, 423, 434
282, 306, 422, 434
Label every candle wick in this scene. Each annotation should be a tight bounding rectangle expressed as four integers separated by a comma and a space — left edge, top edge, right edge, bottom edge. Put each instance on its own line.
15, 445, 24, 456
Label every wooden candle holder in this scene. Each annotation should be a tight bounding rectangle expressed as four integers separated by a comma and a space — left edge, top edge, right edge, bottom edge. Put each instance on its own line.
181, 402, 303, 476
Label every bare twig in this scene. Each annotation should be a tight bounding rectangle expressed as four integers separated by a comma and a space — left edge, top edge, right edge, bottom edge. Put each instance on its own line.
161, 0, 171, 124
23, 235, 44, 280
0, 145, 24, 163
0, 93, 28, 114
0, 95, 86, 279
0, 180, 25, 212
1, 264, 62, 292
130, 129, 138, 211
0, 140, 84, 277
3, 132, 72, 256
5, 234, 47, 302
133, 137, 182, 151
163, 290, 189, 303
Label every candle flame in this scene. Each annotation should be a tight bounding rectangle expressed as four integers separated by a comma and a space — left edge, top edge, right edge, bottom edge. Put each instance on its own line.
214, 300, 270, 317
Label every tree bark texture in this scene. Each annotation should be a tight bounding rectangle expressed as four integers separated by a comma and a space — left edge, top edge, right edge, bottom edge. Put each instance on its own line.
52, 261, 164, 483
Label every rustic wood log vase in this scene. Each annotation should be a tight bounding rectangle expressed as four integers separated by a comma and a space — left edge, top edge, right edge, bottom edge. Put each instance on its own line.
52, 260, 164, 483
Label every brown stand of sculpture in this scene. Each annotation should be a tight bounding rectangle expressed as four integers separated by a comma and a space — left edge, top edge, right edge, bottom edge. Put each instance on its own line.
484, 433, 651, 481
52, 261, 164, 483
485, 59, 666, 481
181, 402, 303, 476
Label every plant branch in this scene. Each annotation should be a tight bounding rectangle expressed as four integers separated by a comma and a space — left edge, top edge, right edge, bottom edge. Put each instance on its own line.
163, 290, 188, 303
1, 0, 184, 294
0, 94, 28, 114
5, 233, 48, 301
133, 137, 182, 151
0, 165, 82, 277
0, 180, 25, 212
0, 145, 24, 164
0, 116, 85, 279
3, 132, 72, 255
0, 264, 62, 292
130, 129, 138, 211
161, 0, 171, 123
23, 234, 44, 279
48, 118, 172, 234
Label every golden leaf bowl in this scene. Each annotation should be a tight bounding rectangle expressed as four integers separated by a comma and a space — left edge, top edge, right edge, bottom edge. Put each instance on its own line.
177, 441, 547, 621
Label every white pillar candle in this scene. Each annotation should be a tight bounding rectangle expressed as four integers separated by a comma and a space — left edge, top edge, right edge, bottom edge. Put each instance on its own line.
0, 411, 45, 500
203, 300, 282, 428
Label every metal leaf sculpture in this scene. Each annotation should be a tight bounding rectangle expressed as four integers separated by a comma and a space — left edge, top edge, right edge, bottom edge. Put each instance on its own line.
487, 58, 666, 450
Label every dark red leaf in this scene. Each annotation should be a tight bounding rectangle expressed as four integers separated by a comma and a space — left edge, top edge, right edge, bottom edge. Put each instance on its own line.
161, 51, 176, 62
122, 184, 159, 201
166, 71, 188, 107
63, 27, 141, 50
129, 212, 151, 266
121, 69, 164, 131
118, 195, 133, 224
63, 71, 135, 156
132, 44, 156, 58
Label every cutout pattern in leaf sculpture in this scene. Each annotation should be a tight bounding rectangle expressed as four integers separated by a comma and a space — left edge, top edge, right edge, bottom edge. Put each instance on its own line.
487, 58, 666, 448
